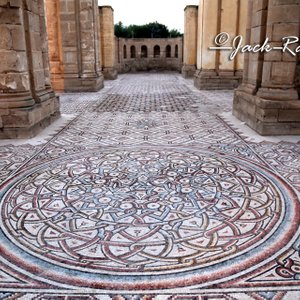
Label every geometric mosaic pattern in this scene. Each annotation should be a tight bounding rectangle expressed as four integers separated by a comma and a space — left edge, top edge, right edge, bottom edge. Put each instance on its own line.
2, 148, 296, 278
0, 73, 299, 299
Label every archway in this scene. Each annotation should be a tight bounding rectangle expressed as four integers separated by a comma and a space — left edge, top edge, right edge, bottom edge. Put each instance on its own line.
154, 45, 160, 58
130, 45, 136, 58
141, 45, 148, 58
166, 45, 171, 58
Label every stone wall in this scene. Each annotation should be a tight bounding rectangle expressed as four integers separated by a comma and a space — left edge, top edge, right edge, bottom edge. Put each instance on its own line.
0, 0, 59, 138
233, 0, 300, 135
45, 0, 104, 92
193, 0, 247, 89
116, 38, 183, 73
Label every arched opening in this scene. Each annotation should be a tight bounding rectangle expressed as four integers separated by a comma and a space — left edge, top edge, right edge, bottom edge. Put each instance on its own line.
154, 45, 160, 58
141, 45, 148, 58
130, 45, 136, 58
123, 45, 127, 59
175, 45, 178, 58
166, 45, 171, 58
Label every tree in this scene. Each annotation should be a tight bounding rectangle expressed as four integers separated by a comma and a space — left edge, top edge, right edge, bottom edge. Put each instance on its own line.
114, 21, 126, 38
147, 22, 169, 38
169, 29, 182, 38
114, 22, 182, 38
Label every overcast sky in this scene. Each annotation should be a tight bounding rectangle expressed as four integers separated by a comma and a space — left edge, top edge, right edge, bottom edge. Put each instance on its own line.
98, 0, 199, 33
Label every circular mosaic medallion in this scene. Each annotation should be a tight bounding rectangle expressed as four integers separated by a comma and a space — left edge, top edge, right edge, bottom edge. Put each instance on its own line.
0, 148, 299, 289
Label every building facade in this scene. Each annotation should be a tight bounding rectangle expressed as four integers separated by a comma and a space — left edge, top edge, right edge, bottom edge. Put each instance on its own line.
116, 38, 183, 73
45, 0, 104, 92
183, 0, 247, 89
182, 0, 300, 135
0, 0, 59, 138
0, 0, 299, 138
233, 0, 300, 135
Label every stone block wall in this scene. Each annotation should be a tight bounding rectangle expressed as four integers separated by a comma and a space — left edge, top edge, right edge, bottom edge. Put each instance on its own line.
116, 38, 183, 73
194, 0, 247, 90
0, 0, 60, 138
45, 0, 104, 92
233, 0, 300, 135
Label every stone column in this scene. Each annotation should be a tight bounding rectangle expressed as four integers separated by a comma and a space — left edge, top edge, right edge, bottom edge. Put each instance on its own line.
233, 0, 300, 135
194, 0, 247, 90
45, 0, 64, 91
177, 37, 184, 72
115, 36, 120, 72
0, 0, 60, 139
45, 0, 104, 92
99, 6, 117, 80
182, 5, 198, 78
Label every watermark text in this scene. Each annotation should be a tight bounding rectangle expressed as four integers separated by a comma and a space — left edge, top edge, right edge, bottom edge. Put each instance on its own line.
209, 32, 300, 60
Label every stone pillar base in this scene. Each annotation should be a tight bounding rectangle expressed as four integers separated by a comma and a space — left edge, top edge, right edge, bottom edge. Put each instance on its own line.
182, 65, 196, 78
61, 75, 104, 92
102, 67, 118, 80
233, 88, 300, 136
194, 70, 243, 90
0, 90, 60, 139
0, 92, 35, 109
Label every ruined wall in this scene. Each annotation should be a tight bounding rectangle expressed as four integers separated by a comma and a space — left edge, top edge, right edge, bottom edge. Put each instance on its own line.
0, 0, 59, 138
194, 0, 247, 89
182, 5, 198, 78
45, 0, 104, 92
233, 0, 300, 135
116, 38, 183, 73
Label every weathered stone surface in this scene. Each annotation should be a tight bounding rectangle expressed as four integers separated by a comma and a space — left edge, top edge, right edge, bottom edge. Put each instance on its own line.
233, 0, 300, 135
0, 0, 60, 139
9, 0, 22, 7
45, 0, 104, 92
63, 76, 104, 92
0, 0, 9, 6
182, 65, 196, 78
0, 96, 60, 138
233, 90, 300, 135
271, 62, 296, 85
11, 26, 26, 50
193, 0, 247, 90
182, 5, 198, 77
0, 7, 21, 24
0, 51, 27, 73
252, 0, 268, 11
99, 6, 117, 80
195, 69, 242, 90
267, 5, 299, 23
0, 25, 12, 49
272, 23, 299, 41
102, 67, 118, 80
0, 73, 30, 92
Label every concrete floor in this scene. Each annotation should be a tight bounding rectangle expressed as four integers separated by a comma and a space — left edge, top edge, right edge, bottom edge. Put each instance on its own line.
0, 73, 299, 299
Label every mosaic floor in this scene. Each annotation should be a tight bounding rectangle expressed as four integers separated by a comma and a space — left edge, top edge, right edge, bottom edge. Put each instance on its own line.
0, 73, 300, 299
